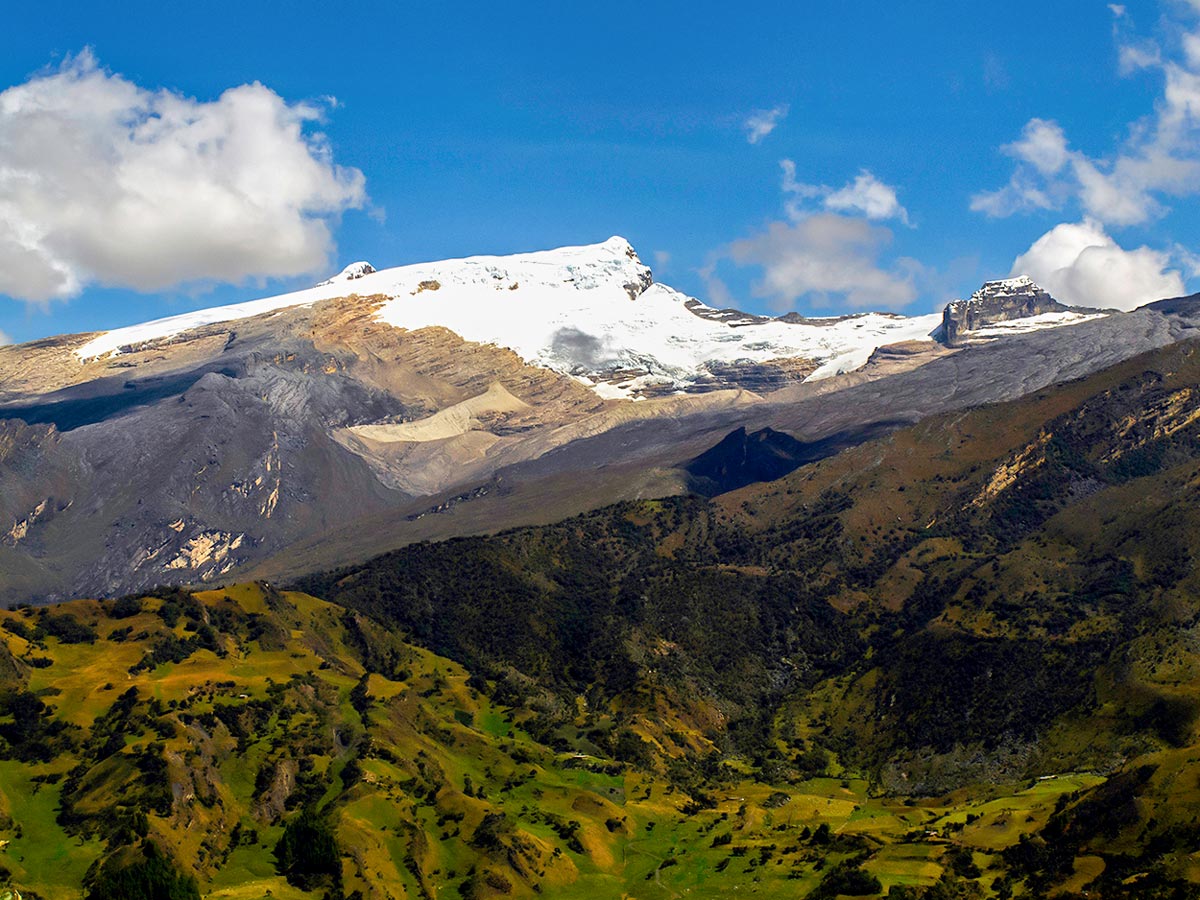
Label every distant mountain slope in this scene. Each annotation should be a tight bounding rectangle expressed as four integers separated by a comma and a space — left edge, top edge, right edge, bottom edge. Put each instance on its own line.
302, 337, 1200, 777
0, 237, 1194, 603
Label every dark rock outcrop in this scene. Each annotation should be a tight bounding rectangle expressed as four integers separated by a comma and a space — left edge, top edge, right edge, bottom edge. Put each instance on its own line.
940, 276, 1068, 345
686, 426, 809, 495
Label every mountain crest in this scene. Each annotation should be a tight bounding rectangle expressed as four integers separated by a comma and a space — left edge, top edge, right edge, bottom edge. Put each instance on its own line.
316, 260, 376, 286
941, 275, 1068, 345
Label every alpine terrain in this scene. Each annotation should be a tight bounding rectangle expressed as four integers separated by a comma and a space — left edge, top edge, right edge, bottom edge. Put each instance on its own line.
3, 237, 1200, 900
7, 1, 1200, 897
0, 238, 1185, 604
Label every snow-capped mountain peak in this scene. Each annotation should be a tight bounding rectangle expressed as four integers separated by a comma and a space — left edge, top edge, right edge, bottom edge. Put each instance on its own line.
73, 238, 1107, 399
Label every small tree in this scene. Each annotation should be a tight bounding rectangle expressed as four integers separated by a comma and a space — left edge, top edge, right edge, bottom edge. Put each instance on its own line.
85, 842, 200, 900
274, 808, 341, 891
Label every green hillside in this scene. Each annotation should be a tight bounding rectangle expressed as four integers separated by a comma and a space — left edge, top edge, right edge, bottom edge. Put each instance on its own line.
0, 583, 1079, 900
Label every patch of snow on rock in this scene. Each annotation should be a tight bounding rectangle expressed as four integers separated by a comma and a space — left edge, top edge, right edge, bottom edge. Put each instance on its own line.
316, 261, 376, 286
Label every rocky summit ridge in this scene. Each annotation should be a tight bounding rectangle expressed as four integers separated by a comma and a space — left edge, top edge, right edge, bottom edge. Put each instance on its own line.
939, 275, 1086, 345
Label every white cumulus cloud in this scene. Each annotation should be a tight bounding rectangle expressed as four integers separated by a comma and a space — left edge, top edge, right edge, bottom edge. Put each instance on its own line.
0, 329, 9, 346
1007, 118, 1071, 175
724, 215, 918, 310
973, 6, 1200, 228
969, 173, 1056, 217
1186, 31, 1200, 67
970, 119, 1072, 216
782, 162, 910, 224
744, 105, 788, 144
0, 50, 366, 304
705, 161, 920, 313
1118, 39, 1163, 74
1012, 219, 1186, 310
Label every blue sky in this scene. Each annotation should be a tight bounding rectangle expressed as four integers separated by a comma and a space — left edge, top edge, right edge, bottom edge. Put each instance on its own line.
1, 0, 1198, 344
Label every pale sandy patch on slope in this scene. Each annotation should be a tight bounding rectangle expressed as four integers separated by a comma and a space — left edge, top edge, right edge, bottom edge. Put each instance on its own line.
347, 382, 530, 443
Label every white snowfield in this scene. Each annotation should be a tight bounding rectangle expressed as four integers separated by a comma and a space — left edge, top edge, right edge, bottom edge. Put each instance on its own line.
75, 236, 1083, 399
966, 310, 1106, 339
